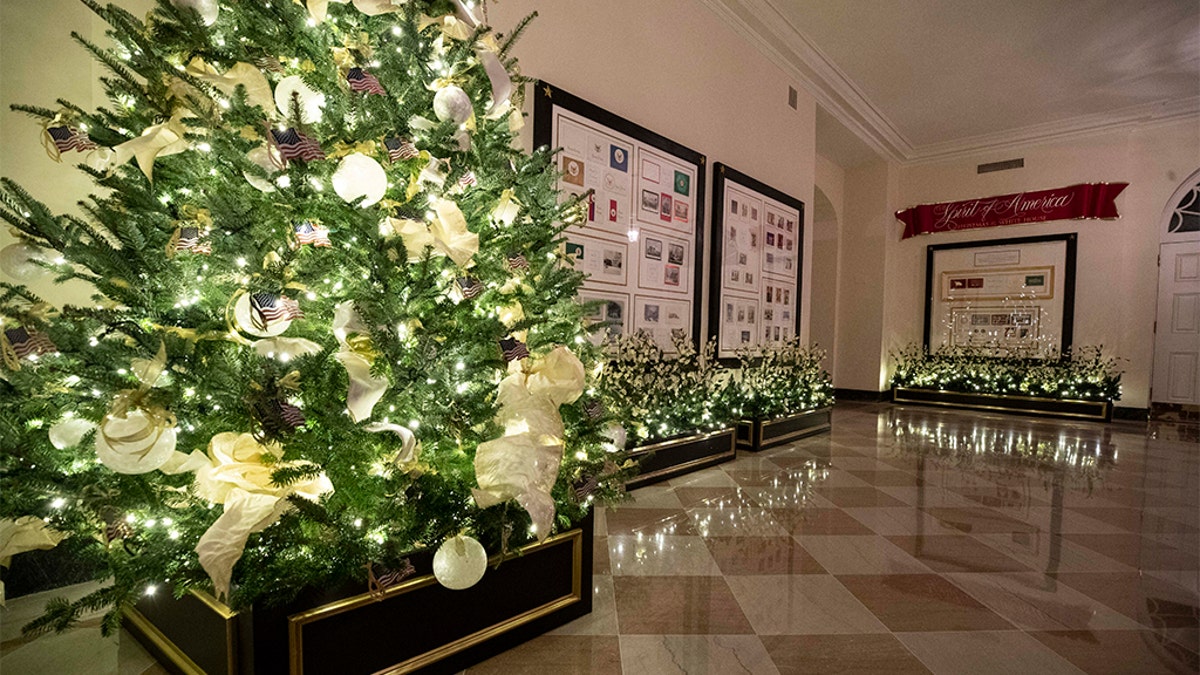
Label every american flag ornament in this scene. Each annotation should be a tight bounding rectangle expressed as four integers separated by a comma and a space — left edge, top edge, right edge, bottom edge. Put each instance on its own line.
457, 276, 483, 299
105, 519, 134, 544
46, 126, 97, 156
347, 67, 387, 96
583, 398, 605, 419
270, 127, 325, 162
254, 55, 285, 73
573, 475, 600, 502
384, 136, 419, 162
505, 252, 529, 271
457, 171, 478, 189
366, 559, 416, 599
255, 398, 307, 435
250, 292, 304, 331
2, 326, 57, 365
294, 221, 332, 247
499, 337, 529, 362
173, 226, 212, 255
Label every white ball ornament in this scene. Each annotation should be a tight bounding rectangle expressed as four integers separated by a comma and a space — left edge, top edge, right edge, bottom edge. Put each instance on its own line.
243, 146, 280, 192
433, 86, 473, 125
49, 417, 96, 450
0, 243, 49, 281
274, 75, 326, 124
433, 535, 488, 590
171, 0, 219, 25
95, 410, 178, 474
332, 153, 388, 208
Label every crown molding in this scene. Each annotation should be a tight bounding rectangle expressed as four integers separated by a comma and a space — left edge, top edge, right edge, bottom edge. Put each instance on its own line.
701, 0, 1200, 166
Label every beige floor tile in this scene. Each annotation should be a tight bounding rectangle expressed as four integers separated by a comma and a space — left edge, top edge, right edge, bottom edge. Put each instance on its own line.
550, 576, 618, 636
795, 535, 932, 575
943, 572, 1145, 631
725, 575, 888, 635
619, 635, 780, 675
896, 631, 1085, 675
608, 535, 722, 576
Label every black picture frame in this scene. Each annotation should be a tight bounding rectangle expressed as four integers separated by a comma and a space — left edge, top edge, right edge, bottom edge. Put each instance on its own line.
923, 232, 1078, 356
707, 162, 806, 366
533, 81, 707, 351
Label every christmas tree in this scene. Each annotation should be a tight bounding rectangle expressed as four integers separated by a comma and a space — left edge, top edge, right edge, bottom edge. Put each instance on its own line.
0, 0, 622, 636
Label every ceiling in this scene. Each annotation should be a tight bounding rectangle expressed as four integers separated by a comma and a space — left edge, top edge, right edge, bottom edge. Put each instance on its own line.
705, 0, 1200, 166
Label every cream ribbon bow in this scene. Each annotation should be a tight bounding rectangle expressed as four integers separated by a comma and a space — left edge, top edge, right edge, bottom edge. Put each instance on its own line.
473, 346, 585, 541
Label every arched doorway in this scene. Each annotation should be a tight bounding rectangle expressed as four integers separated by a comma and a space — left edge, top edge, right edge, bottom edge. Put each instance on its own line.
1151, 168, 1200, 415
810, 187, 839, 373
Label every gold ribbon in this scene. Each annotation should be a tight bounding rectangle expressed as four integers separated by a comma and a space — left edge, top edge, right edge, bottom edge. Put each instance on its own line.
102, 343, 177, 460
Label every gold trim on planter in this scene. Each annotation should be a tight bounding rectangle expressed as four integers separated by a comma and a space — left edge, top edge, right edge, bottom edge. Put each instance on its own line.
625, 428, 735, 457
892, 387, 1110, 421
124, 606, 210, 675
625, 428, 737, 487
736, 408, 831, 450
288, 527, 584, 675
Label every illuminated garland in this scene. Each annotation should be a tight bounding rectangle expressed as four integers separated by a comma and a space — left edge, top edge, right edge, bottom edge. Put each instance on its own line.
890, 344, 1123, 401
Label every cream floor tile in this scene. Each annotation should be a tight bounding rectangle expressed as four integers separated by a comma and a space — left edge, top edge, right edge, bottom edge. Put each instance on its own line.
895, 631, 1086, 675
795, 535, 932, 575
943, 572, 1145, 631
839, 506, 944, 535
725, 575, 888, 635
608, 535, 722, 576
550, 576, 618, 636
618, 635, 780, 675
689, 508, 791, 538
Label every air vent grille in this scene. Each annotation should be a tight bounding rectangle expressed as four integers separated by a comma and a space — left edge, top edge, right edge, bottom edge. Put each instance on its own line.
977, 158, 1024, 174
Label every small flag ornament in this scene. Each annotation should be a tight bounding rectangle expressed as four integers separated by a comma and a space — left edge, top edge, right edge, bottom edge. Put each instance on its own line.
573, 475, 599, 501
457, 276, 484, 299
457, 171, 478, 189
174, 226, 212, 255
2, 326, 57, 366
294, 221, 332, 247
254, 55, 285, 73
44, 125, 97, 161
254, 398, 307, 435
250, 293, 303, 331
366, 560, 416, 598
270, 127, 325, 162
347, 67, 387, 96
505, 252, 529, 271
498, 337, 529, 362
385, 136, 419, 162
583, 398, 605, 419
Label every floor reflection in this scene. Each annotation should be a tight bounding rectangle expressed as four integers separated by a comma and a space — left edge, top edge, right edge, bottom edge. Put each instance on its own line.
5, 402, 1198, 674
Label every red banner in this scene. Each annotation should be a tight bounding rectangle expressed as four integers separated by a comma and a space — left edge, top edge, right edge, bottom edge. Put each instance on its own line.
895, 182, 1128, 240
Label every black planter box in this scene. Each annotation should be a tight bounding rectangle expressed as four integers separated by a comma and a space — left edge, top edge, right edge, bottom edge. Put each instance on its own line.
625, 428, 737, 489
736, 408, 832, 452
124, 513, 593, 675
892, 387, 1113, 422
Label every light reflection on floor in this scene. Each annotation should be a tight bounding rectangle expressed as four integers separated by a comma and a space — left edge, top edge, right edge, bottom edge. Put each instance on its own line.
2, 402, 1197, 674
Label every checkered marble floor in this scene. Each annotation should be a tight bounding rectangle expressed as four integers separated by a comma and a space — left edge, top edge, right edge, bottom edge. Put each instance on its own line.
3, 403, 1197, 674
464, 403, 1199, 674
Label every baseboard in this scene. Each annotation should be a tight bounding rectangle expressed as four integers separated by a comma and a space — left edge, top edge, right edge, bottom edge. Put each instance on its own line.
833, 388, 889, 402
1113, 406, 1149, 421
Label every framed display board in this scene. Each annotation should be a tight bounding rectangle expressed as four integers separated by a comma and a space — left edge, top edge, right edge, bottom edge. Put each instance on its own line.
534, 82, 706, 353
707, 163, 804, 362
924, 233, 1077, 356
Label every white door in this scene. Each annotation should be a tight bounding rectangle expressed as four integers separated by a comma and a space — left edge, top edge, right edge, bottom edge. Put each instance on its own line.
1152, 241, 1200, 405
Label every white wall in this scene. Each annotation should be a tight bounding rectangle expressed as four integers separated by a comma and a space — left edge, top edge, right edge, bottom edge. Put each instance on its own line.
875, 118, 1200, 408
812, 154, 844, 372
491, 0, 817, 345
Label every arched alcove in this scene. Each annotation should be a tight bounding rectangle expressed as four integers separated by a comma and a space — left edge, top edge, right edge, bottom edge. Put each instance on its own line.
810, 186, 839, 373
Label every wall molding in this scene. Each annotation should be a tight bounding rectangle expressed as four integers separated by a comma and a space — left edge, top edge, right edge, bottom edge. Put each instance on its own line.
699, 0, 1200, 166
